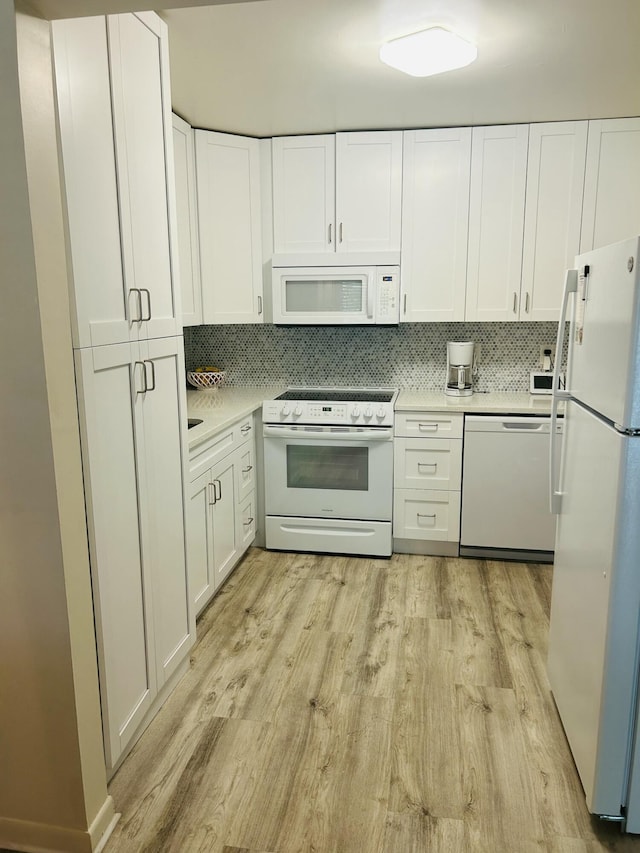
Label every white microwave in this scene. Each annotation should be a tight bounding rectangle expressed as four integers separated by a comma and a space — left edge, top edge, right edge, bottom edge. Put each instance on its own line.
271, 265, 400, 325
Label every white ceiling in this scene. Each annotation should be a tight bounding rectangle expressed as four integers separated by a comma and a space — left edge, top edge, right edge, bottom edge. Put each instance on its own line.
163, 0, 640, 138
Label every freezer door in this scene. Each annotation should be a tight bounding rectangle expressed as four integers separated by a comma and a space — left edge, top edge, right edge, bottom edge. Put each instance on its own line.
569, 236, 640, 429
548, 399, 640, 816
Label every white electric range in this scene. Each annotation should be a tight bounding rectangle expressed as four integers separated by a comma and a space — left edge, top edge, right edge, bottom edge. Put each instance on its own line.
262, 387, 399, 556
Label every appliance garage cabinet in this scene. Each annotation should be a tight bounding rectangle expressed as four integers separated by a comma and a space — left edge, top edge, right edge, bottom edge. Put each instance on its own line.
53, 12, 193, 775
393, 412, 463, 555
187, 415, 258, 616
271, 131, 403, 259
172, 112, 203, 327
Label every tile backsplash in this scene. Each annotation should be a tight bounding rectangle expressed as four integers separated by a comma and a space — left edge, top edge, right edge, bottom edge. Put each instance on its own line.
184, 322, 565, 393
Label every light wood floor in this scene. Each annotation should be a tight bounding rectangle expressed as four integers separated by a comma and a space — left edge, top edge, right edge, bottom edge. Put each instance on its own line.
105, 548, 640, 852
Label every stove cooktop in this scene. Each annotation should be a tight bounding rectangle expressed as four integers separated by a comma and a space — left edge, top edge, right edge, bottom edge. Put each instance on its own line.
276, 388, 395, 404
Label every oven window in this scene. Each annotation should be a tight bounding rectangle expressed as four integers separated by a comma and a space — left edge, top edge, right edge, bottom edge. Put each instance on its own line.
286, 445, 369, 491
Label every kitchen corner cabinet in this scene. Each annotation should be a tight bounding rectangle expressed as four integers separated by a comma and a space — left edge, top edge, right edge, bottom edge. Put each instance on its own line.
187, 417, 257, 616
74, 336, 192, 773
53, 13, 181, 349
393, 412, 463, 554
195, 130, 264, 324
400, 128, 471, 322
521, 121, 588, 320
271, 131, 403, 257
580, 118, 640, 252
172, 114, 203, 327
465, 124, 529, 321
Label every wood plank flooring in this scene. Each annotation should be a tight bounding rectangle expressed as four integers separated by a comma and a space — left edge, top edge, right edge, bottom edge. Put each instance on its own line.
105, 549, 640, 852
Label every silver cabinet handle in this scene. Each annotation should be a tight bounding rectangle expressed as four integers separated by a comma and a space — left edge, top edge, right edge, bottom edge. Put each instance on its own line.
243, 516, 254, 526
418, 462, 438, 471
130, 288, 143, 322
240, 424, 251, 434
513, 292, 518, 314
208, 482, 217, 505
143, 359, 156, 392
141, 288, 152, 321
418, 423, 439, 432
525, 291, 530, 313
135, 360, 147, 393
242, 465, 253, 474
339, 222, 343, 243
257, 295, 263, 315
328, 223, 332, 244
403, 294, 407, 315
214, 478, 222, 501
417, 512, 437, 526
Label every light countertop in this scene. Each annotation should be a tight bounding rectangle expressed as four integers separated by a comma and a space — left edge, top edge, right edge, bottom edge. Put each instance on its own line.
186, 386, 283, 450
186, 387, 556, 450
396, 390, 555, 414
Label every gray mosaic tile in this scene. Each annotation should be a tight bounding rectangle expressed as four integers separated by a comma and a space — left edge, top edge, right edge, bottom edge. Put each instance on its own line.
184, 322, 568, 393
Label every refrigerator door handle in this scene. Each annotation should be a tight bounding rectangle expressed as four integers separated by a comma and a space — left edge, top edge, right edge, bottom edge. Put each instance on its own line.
550, 268, 578, 514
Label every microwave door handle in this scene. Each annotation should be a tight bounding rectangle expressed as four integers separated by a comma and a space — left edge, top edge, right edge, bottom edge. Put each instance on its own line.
366, 279, 374, 319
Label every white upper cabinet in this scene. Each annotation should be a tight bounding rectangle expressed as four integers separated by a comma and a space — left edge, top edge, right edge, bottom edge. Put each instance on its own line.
521, 121, 588, 321
53, 13, 181, 347
271, 131, 402, 261
401, 128, 471, 322
581, 118, 640, 252
272, 135, 335, 255
465, 125, 529, 321
172, 114, 202, 327
195, 130, 264, 324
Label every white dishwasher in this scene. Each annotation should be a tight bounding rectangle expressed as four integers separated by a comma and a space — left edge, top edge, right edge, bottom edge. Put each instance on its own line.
460, 415, 563, 561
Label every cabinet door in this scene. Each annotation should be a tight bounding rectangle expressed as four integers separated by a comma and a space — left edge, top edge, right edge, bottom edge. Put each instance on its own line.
108, 13, 181, 340
401, 128, 471, 322
466, 125, 529, 321
187, 470, 216, 616
272, 135, 335, 254
196, 130, 264, 323
138, 336, 192, 687
335, 131, 402, 253
74, 343, 156, 770
522, 122, 587, 321
172, 114, 202, 327
581, 118, 640, 252
211, 455, 240, 587
52, 17, 131, 348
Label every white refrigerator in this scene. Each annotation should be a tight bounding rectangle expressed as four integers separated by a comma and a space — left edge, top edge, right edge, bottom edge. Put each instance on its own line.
548, 235, 640, 831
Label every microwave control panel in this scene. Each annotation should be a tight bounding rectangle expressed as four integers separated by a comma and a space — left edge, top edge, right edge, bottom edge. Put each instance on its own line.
376, 268, 400, 323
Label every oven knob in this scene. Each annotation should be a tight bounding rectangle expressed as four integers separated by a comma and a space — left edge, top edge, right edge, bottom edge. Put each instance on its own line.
281, 404, 291, 418
364, 407, 373, 420
294, 405, 303, 418
376, 407, 386, 420
351, 405, 361, 420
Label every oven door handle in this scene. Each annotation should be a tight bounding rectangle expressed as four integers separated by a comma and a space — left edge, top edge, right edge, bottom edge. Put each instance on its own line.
263, 425, 393, 441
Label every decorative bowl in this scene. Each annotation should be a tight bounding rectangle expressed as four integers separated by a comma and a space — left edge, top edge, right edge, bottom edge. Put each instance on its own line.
187, 370, 226, 390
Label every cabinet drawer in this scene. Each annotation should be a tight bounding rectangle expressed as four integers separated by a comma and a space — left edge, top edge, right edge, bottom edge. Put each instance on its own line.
393, 489, 461, 542
189, 426, 237, 481
236, 441, 256, 501
394, 437, 462, 490
238, 490, 257, 550
395, 411, 463, 439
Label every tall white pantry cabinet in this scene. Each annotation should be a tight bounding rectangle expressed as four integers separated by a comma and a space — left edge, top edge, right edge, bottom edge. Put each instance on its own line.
52, 12, 194, 775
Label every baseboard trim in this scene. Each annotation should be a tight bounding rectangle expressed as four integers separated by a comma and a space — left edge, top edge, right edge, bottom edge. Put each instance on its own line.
459, 545, 554, 563
393, 538, 459, 557
0, 796, 116, 853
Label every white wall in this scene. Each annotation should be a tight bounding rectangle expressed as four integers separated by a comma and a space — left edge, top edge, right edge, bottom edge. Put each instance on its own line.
0, 4, 113, 851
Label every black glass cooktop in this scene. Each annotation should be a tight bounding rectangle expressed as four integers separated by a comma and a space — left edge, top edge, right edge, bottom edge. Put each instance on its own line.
276, 389, 394, 403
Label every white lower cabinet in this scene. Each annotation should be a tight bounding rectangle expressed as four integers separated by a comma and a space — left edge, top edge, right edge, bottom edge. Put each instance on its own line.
74, 335, 192, 774
187, 416, 257, 616
393, 411, 463, 554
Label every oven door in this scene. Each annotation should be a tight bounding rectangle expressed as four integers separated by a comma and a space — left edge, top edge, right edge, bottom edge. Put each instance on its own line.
263, 424, 393, 521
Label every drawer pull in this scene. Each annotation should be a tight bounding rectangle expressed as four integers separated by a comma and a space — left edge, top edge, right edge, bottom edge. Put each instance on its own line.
240, 424, 251, 434
243, 516, 254, 526
208, 482, 217, 505
417, 512, 436, 521
418, 462, 438, 472
242, 465, 254, 474
418, 423, 439, 432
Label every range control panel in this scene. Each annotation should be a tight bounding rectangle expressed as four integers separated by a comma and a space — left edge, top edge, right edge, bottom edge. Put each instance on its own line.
262, 399, 395, 426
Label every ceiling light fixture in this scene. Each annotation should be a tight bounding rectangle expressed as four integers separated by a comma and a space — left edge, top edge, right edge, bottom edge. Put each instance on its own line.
379, 26, 477, 78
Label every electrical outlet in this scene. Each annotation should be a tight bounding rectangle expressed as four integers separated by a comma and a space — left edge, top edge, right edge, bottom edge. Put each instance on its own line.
539, 344, 556, 369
